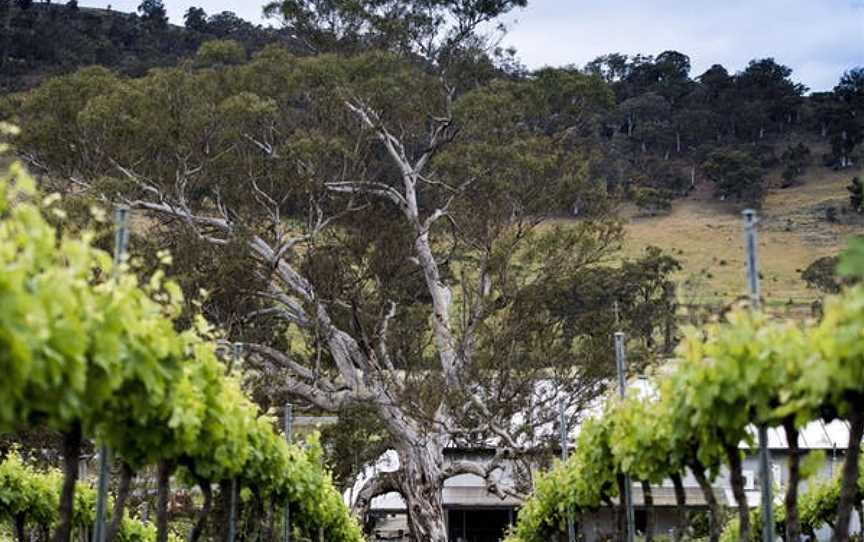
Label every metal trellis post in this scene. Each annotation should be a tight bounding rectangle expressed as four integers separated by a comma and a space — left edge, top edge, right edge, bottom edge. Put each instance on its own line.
228, 477, 238, 542
560, 397, 576, 542
92, 447, 110, 542
284, 403, 293, 542
743, 209, 774, 542
93, 206, 130, 542
614, 332, 636, 542
227, 343, 242, 542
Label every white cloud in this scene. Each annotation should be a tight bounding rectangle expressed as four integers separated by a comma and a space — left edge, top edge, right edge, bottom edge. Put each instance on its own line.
499, 0, 864, 90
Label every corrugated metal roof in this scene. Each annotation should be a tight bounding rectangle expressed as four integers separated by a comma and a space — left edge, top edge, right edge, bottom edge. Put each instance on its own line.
370, 486, 728, 512
740, 419, 850, 450
625, 487, 727, 508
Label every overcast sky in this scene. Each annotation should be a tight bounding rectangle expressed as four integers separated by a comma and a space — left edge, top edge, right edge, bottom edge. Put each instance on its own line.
83, 0, 863, 91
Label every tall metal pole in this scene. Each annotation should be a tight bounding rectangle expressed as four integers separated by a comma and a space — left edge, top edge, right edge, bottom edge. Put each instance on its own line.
93, 206, 130, 542
614, 332, 636, 542
228, 477, 238, 542
743, 209, 775, 542
92, 447, 110, 542
283, 403, 293, 542
559, 397, 576, 542
227, 344, 242, 542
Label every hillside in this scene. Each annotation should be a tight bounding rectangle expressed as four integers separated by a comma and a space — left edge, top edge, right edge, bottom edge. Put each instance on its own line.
4, 3, 861, 312
0, 2, 303, 93
620, 158, 862, 309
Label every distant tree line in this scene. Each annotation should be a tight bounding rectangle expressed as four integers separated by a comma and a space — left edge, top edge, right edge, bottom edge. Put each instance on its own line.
584, 52, 864, 208
1, 2, 862, 213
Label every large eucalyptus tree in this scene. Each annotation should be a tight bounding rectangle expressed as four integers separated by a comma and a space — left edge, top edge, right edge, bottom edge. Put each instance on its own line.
8, 3, 671, 538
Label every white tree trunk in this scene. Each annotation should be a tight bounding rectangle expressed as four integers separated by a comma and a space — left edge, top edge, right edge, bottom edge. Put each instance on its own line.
128, 96, 536, 542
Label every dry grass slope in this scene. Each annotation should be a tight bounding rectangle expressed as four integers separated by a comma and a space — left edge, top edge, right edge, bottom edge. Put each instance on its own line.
621, 165, 863, 307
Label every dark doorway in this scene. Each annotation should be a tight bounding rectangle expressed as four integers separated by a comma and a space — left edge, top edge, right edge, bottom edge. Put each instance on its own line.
447, 508, 514, 542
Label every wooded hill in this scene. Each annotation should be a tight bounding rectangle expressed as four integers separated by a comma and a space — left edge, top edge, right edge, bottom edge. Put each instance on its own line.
3, 1, 862, 310
0, 0, 306, 92
4, 3, 862, 208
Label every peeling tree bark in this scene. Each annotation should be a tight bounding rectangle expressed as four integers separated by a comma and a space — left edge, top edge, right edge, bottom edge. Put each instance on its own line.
401, 443, 447, 542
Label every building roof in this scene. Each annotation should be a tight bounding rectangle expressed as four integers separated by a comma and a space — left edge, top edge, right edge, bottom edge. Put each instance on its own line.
743, 419, 850, 450
625, 486, 727, 508
369, 484, 728, 512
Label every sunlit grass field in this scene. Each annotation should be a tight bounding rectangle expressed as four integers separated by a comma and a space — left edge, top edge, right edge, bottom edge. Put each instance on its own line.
620, 165, 863, 307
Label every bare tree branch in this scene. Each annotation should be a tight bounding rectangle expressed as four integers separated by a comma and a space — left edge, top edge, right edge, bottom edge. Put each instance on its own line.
442, 457, 525, 502
351, 470, 403, 532
242, 343, 335, 389
244, 353, 366, 412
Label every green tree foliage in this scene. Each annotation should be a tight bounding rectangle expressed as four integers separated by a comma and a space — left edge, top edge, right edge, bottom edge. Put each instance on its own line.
735, 58, 806, 136
193, 39, 246, 67
800, 255, 860, 294
780, 143, 811, 186
136, 0, 166, 27
580, 50, 858, 208
633, 186, 672, 215
264, 0, 527, 58
0, 0, 858, 212
183, 6, 207, 32
829, 68, 864, 167
702, 149, 764, 205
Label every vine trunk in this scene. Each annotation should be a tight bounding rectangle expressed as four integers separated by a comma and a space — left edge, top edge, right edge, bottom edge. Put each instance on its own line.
834, 408, 864, 542
53, 422, 82, 542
